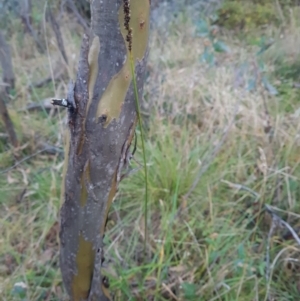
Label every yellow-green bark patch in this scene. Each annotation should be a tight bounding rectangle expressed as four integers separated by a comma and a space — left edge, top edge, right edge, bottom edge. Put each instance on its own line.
96, 0, 150, 127
101, 171, 118, 235
71, 234, 95, 301
87, 36, 100, 114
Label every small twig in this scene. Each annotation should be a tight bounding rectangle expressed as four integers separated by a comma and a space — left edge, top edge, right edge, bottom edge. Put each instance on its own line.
106, 230, 124, 255
266, 205, 300, 219
28, 66, 65, 90
51, 98, 70, 108
221, 180, 260, 199
265, 218, 276, 283
46, 5, 68, 64
120, 166, 142, 181
15, 188, 27, 203
0, 147, 52, 174
18, 98, 55, 113
31, 77, 53, 88
222, 181, 300, 245
66, 0, 90, 33
223, 180, 300, 300
19, 0, 45, 53
265, 204, 300, 245
37, 142, 64, 155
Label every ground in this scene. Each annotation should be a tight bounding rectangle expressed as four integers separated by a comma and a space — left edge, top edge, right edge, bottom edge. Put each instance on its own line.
1, 2, 300, 301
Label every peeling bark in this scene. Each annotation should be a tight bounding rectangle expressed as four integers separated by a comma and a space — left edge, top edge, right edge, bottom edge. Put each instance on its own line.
59, 1, 151, 300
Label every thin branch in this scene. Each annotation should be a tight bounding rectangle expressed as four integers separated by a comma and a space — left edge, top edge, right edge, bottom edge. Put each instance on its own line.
19, 0, 45, 52
27, 65, 65, 89
51, 98, 72, 108
222, 179, 300, 299
46, 5, 68, 64
0, 147, 52, 174
20, 99, 54, 112
19, 0, 33, 34
222, 180, 300, 245
265, 204, 300, 245
265, 218, 276, 283
66, 0, 90, 33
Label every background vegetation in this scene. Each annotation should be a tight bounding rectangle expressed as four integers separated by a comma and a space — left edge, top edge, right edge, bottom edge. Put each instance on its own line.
1, 0, 300, 300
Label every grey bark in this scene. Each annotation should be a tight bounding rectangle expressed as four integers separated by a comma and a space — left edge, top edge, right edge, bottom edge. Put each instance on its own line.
59, 1, 150, 300
0, 31, 18, 148
0, 32, 15, 91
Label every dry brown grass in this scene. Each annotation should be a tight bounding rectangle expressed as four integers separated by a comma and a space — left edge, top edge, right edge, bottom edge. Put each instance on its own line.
1, 6, 300, 301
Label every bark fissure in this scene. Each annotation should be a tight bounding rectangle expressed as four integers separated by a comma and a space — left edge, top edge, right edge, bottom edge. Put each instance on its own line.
59, 1, 150, 300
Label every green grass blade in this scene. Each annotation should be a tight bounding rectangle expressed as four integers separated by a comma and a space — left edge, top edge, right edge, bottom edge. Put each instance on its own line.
129, 52, 149, 257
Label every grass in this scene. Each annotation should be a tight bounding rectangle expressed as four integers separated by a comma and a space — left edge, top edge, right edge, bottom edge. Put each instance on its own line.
1, 4, 300, 301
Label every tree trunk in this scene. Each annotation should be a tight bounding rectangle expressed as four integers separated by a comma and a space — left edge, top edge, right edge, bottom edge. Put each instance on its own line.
19, 0, 33, 34
59, 1, 150, 300
0, 32, 15, 90
0, 32, 18, 148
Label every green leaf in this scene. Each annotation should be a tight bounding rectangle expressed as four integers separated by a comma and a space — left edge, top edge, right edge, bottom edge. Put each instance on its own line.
182, 282, 197, 299
213, 40, 230, 53
201, 47, 215, 66
288, 179, 298, 192
258, 262, 266, 277
11, 282, 27, 299
237, 244, 245, 259
196, 19, 209, 37
256, 37, 274, 55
